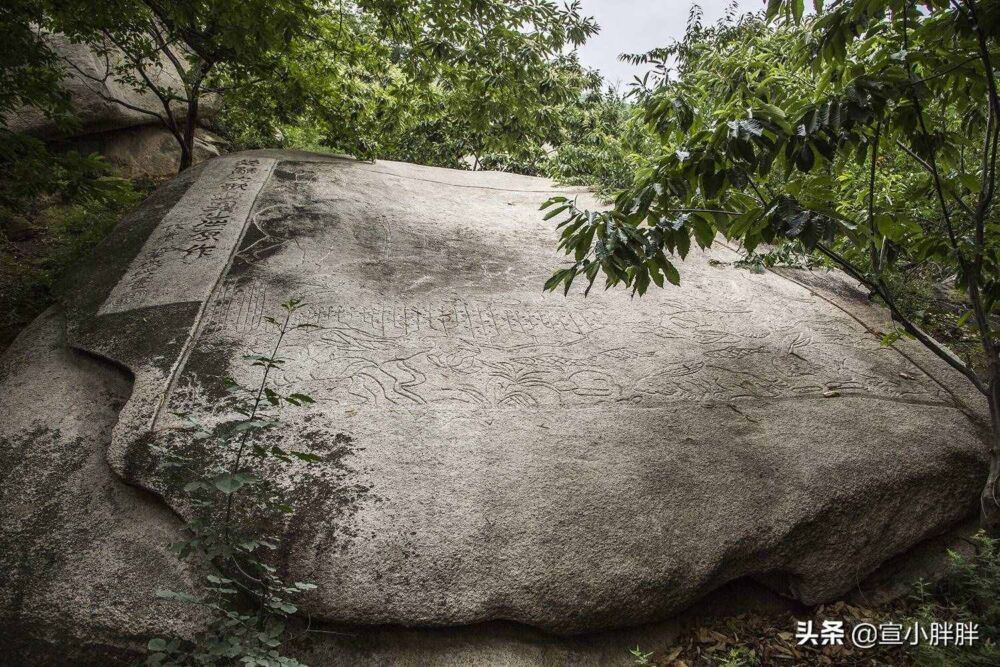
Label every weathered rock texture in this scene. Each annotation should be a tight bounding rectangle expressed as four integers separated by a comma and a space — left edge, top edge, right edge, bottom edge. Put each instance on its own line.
0, 308, 206, 664
0, 150, 990, 663
5, 32, 221, 176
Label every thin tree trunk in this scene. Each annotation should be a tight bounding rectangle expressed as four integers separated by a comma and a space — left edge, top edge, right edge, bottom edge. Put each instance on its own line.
984, 375, 1000, 535
178, 140, 194, 172
179, 83, 200, 172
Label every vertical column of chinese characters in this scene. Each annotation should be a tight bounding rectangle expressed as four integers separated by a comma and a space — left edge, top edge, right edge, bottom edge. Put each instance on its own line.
180, 159, 262, 261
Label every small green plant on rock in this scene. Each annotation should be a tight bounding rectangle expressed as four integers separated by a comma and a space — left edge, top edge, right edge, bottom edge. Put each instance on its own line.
629, 645, 655, 665
145, 299, 320, 667
907, 531, 1000, 666
716, 646, 759, 667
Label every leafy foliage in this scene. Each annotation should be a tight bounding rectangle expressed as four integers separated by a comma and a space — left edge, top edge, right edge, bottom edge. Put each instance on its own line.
544, 0, 1000, 530
48, 0, 324, 171
908, 532, 1000, 666
218, 0, 599, 171
42, 0, 598, 174
629, 645, 655, 665
0, 139, 144, 349
541, 85, 652, 199
145, 300, 321, 666
0, 3, 143, 349
0, 0, 71, 121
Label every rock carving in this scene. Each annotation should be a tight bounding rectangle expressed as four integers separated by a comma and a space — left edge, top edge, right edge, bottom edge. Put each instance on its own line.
0, 151, 990, 663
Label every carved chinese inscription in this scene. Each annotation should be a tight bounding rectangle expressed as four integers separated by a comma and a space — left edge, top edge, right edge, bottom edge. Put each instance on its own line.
98, 157, 276, 315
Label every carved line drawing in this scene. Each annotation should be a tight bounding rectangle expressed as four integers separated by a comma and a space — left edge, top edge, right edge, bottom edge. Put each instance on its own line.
162, 169, 962, 418
236, 305, 952, 410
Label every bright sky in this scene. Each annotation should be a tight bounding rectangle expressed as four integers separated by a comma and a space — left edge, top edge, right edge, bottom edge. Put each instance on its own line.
577, 0, 767, 87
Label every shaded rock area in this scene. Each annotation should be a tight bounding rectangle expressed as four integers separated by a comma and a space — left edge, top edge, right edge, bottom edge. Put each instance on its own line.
0, 150, 990, 664
62, 124, 223, 178
0, 308, 206, 665
5, 32, 222, 177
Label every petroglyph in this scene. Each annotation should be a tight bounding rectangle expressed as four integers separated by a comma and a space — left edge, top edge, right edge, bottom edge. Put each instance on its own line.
43, 153, 988, 638
193, 278, 952, 412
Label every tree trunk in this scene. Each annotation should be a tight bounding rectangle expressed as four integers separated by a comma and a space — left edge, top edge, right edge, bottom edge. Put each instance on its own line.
984, 376, 1000, 536
178, 87, 200, 173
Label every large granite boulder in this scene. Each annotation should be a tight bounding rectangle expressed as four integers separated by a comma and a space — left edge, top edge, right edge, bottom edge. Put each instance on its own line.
70, 124, 223, 177
1, 150, 989, 663
6, 33, 220, 138
5, 32, 222, 176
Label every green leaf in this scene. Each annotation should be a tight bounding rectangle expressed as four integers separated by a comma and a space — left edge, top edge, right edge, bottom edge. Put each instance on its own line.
543, 204, 571, 220
544, 268, 575, 292
646, 260, 664, 288
213, 473, 256, 495
269, 445, 291, 462
875, 215, 903, 242
675, 229, 691, 259
792, 0, 804, 22
795, 144, 815, 172
690, 216, 716, 249
562, 267, 577, 295
959, 173, 982, 194
662, 258, 680, 286
264, 387, 280, 406
286, 393, 315, 405
156, 589, 201, 604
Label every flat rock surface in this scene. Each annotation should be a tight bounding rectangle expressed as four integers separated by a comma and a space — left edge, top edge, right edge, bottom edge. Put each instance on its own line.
33, 151, 993, 636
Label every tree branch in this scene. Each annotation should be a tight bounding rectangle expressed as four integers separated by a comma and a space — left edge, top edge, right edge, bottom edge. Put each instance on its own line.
975, 97, 998, 273
901, 6, 970, 269
816, 241, 987, 395
147, 18, 191, 91
868, 119, 883, 273
666, 207, 741, 216
894, 139, 977, 219
59, 53, 169, 125
957, 0, 1000, 121
100, 29, 183, 134
141, 0, 217, 65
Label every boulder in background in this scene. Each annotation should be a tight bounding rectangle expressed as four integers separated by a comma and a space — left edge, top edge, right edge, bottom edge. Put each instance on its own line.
4, 32, 223, 177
